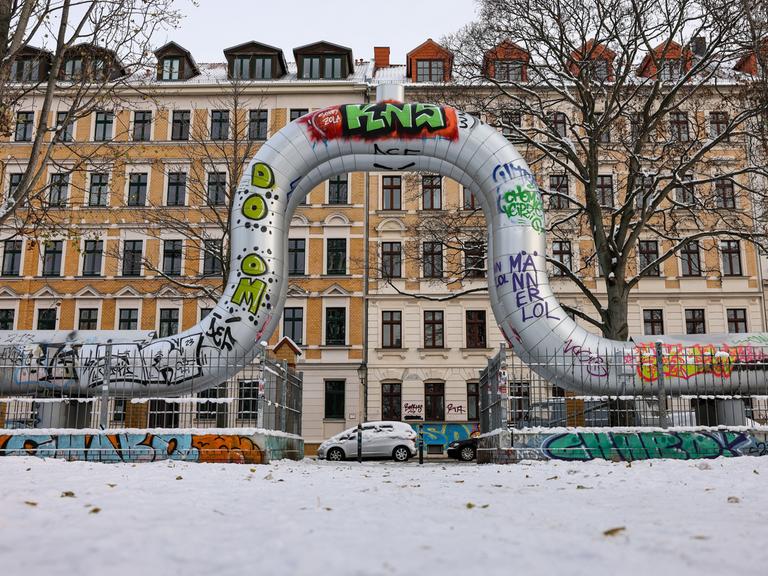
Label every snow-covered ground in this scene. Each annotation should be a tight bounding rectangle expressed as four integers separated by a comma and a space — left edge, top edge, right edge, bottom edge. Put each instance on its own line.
1, 457, 767, 576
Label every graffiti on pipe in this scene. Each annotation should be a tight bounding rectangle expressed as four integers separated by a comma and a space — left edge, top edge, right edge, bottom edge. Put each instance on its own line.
493, 252, 559, 323
537, 431, 763, 461
563, 338, 608, 378
301, 103, 459, 143
630, 343, 768, 382
0, 433, 263, 463
498, 183, 545, 233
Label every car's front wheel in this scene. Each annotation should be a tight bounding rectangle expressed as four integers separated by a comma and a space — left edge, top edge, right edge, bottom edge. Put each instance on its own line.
327, 447, 345, 462
459, 445, 476, 462
392, 446, 410, 462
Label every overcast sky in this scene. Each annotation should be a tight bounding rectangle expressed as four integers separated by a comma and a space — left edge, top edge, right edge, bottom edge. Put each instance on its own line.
162, 0, 479, 64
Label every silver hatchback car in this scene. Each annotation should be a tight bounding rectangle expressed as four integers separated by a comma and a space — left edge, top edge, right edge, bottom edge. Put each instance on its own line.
317, 421, 418, 462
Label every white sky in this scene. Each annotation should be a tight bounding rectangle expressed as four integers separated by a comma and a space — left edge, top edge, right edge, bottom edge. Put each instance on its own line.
162, 0, 479, 64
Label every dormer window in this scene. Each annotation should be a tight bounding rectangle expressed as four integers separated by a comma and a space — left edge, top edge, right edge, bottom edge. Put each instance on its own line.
494, 60, 523, 82
63, 58, 82, 80
10, 57, 40, 82
416, 59, 444, 82
302, 56, 321, 79
300, 54, 345, 79
254, 56, 272, 79
162, 57, 181, 80
325, 56, 343, 79
659, 59, 682, 81
233, 55, 251, 79
294, 41, 352, 80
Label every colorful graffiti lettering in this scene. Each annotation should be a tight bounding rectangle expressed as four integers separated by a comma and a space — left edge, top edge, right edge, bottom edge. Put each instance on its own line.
631, 343, 768, 382
0, 433, 263, 463
493, 252, 559, 323
563, 338, 608, 378
492, 161, 537, 188
301, 103, 459, 143
498, 182, 544, 233
412, 423, 480, 450
537, 431, 759, 461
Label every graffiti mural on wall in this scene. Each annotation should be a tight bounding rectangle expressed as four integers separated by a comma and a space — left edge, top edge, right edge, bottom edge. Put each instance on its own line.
0, 433, 263, 463
516, 431, 768, 461
412, 423, 480, 449
630, 343, 768, 382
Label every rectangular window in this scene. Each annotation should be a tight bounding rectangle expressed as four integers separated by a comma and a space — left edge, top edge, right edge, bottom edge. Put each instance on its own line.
171, 110, 190, 141
659, 59, 682, 82
62, 57, 83, 80
675, 173, 696, 205
416, 59, 444, 82
127, 173, 148, 207
200, 308, 213, 321
549, 174, 570, 209
643, 309, 664, 335
500, 109, 522, 141
727, 308, 748, 333
596, 175, 614, 207
132, 111, 152, 141
551, 241, 572, 276
122, 240, 143, 276
163, 239, 183, 276
302, 56, 321, 79
326, 238, 346, 275
118, 308, 138, 330
196, 387, 221, 421
7, 173, 22, 202
15, 111, 34, 142
382, 176, 402, 210
680, 241, 701, 276
82, 240, 103, 276
237, 380, 259, 420
424, 310, 444, 348
467, 382, 480, 421
112, 398, 126, 424
324, 380, 345, 419
78, 308, 98, 330
248, 109, 268, 140
685, 309, 706, 334
325, 308, 346, 345
158, 308, 179, 337
423, 242, 443, 278
551, 112, 568, 137
382, 311, 402, 348
638, 240, 660, 276
721, 240, 742, 276
464, 242, 485, 278
37, 308, 56, 330
11, 57, 40, 82
463, 187, 477, 210
424, 382, 445, 420
714, 178, 736, 209
55, 111, 74, 142
381, 241, 402, 279
210, 110, 229, 140
167, 172, 187, 206
422, 175, 442, 210
0, 309, 14, 330
710, 111, 729, 140
290, 109, 309, 122
203, 239, 223, 276
254, 57, 272, 79
49, 173, 68, 207
233, 55, 251, 79
494, 60, 523, 82
283, 307, 303, 345
93, 111, 113, 141
328, 174, 348, 204
382, 383, 402, 421
324, 56, 343, 79
669, 111, 690, 142
42, 241, 63, 276
2, 240, 22, 276
162, 57, 181, 80
88, 173, 109, 207
207, 172, 226, 206
466, 310, 487, 348
288, 239, 305, 275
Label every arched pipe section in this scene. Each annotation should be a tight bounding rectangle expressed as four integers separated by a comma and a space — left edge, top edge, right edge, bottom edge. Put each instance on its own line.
1, 101, 767, 396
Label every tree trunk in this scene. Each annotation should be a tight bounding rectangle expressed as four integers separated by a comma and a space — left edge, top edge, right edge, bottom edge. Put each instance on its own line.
603, 282, 630, 341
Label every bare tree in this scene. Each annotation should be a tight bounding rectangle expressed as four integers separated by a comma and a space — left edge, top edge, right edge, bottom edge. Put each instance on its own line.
406, 0, 768, 340
0, 0, 183, 228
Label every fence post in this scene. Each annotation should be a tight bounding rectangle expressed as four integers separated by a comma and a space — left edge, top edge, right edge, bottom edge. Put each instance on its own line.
654, 340, 669, 428
357, 422, 363, 464
281, 360, 288, 432
99, 342, 112, 429
418, 422, 424, 465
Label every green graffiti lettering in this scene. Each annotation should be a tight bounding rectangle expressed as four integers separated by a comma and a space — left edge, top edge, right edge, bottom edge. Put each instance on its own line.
500, 183, 545, 234
242, 194, 267, 220
252, 162, 275, 189
241, 253, 266, 276
382, 103, 413, 128
231, 278, 267, 314
414, 103, 446, 130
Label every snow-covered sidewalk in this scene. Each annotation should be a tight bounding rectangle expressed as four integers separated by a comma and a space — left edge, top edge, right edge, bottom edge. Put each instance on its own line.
0, 456, 766, 576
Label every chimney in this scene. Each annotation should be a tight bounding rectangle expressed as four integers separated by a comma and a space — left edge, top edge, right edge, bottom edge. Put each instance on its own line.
690, 36, 707, 58
374, 46, 390, 70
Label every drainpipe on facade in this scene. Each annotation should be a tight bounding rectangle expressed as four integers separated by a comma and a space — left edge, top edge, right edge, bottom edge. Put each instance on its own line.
747, 130, 768, 332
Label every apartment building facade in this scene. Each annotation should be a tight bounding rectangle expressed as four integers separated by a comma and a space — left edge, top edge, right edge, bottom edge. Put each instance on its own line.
2, 37, 766, 452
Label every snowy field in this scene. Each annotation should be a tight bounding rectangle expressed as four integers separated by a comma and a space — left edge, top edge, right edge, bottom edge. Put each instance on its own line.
1, 456, 767, 576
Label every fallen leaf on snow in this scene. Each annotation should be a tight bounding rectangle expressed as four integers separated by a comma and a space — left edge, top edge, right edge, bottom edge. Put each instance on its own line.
727, 496, 740, 504
576, 485, 592, 490
61, 491, 75, 498
89, 507, 101, 514
24, 501, 37, 507
546, 476, 558, 481
466, 502, 476, 509
107, 484, 117, 488
175, 476, 183, 481
603, 527, 626, 537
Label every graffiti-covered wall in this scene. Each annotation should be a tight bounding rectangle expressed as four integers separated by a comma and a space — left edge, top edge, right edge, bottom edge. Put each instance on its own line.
411, 422, 480, 451
0, 430, 303, 464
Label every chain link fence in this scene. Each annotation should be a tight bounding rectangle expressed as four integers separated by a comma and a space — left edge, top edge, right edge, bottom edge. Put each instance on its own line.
0, 346, 302, 436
